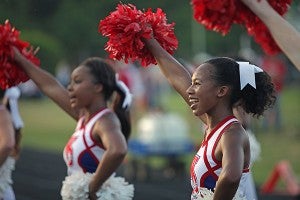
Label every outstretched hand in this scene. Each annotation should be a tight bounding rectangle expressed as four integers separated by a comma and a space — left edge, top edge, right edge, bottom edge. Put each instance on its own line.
11, 46, 23, 63
12, 46, 39, 63
88, 181, 99, 200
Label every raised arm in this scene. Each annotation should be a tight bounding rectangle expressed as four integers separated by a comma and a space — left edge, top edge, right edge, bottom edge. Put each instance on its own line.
241, 0, 300, 71
145, 38, 192, 105
13, 48, 78, 120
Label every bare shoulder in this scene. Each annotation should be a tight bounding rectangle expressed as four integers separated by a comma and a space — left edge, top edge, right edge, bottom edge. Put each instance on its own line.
221, 123, 248, 144
100, 111, 120, 124
94, 111, 121, 132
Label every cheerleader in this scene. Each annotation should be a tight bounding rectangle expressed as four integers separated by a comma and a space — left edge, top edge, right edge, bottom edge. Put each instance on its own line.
144, 37, 276, 199
13, 48, 134, 200
0, 87, 24, 200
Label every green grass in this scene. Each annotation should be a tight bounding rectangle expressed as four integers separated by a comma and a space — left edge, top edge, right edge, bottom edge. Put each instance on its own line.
19, 85, 300, 187
19, 98, 76, 153
252, 133, 300, 188
251, 85, 300, 187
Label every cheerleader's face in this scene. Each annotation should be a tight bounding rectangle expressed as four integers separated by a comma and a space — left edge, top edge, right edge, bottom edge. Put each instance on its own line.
186, 63, 220, 116
68, 66, 102, 109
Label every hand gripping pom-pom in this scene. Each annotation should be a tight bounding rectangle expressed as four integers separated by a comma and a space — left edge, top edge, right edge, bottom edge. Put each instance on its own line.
98, 3, 178, 67
0, 20, 40, 89
142, 8, 178, 66
191, 0, 292, 55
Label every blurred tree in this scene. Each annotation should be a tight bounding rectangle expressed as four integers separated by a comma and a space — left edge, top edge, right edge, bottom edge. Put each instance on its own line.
20, 30, 64, 74
1, 0, 299, 73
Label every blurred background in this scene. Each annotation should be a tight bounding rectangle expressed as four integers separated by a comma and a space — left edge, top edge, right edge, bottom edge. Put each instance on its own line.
1, 0, 300, 199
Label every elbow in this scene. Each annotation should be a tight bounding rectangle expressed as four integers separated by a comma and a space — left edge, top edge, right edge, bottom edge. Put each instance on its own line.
110, 145, 127, 160
8, 138, 15, 151
220, 170, 242, 186
116, 148, 127, 159
0, 142, 14, 156
6, 142, 14, 153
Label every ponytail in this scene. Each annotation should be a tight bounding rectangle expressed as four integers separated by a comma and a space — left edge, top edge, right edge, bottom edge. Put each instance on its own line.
111, 77, 132, 141
205, 57, 276, 117
240, 71, 276, 117
81, 57, 133, 141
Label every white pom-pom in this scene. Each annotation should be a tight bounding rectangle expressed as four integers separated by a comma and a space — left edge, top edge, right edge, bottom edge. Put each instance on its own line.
61, 172, 91, 200
192, 188, 247, 200
61, 172, 134, 200
0, 157, 15, 198
192, 188, 214, 200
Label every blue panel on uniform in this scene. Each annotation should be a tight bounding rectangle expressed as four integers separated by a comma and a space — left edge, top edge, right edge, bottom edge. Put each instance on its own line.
204, 175, 216, 190
79, 151, 98, 173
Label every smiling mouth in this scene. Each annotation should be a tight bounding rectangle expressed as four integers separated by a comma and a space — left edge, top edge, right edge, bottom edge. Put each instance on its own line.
69, 96, 76, 103
189, 98, 198, 110
189, 97, 198, 103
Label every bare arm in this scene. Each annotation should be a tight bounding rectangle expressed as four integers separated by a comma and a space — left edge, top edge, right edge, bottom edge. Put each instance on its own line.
13, 48, 78, 120
88, 112, 127, 199
145, 38, 207, 123
213, 125, 247, 199
145, 38, 192, 104
241, 0, 300, 71
0, 109, 15, 166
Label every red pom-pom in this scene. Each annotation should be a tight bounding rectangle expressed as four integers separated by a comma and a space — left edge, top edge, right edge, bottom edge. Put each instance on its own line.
99, 4, 146, 64
99, 4, 178, 67
143, 8, 178, 66
191, 0, 292, 55
0, 20, 40, 89
191, 0, 237, 35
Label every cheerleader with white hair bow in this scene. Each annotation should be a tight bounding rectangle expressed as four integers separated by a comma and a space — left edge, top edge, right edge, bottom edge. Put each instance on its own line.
13, 46, 134, 200
144, 36, 276, 199
0, 86, 24, 200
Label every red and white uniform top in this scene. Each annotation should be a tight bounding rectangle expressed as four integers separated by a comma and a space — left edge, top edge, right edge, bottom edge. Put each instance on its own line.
190, 116, 251, 199
63, 108, 111, 175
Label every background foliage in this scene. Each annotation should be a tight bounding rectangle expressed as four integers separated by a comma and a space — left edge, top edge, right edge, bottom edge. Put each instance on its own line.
1, 0, 299, 74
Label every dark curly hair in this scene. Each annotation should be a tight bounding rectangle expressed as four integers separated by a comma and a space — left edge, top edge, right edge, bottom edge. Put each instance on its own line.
79, 57, 131, 140
204, 57, 276, 117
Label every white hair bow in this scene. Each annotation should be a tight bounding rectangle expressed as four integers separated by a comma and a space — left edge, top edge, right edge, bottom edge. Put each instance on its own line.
5, 87, 24, 129
115, 75, 132, 110
237, 61, 263, 90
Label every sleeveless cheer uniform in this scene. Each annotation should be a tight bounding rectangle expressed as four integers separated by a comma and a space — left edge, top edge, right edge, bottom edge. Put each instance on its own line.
63, 108, 111, 175
61, 108, 134, 199
190, 116, 253, 200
